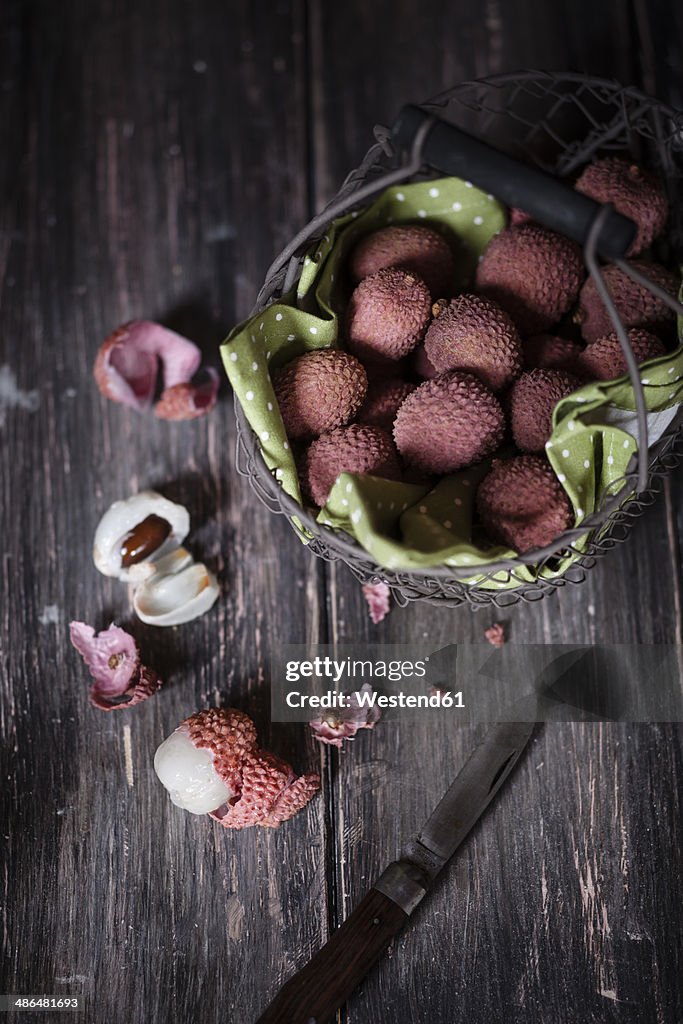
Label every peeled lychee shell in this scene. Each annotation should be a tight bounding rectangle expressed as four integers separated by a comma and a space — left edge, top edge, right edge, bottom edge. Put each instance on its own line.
357, 377, 416, 431
522, 333, 583, 374
349, 224, 457, 298
476, 224, 584, 335
424, 293, 522, 392
272, 349, 367, 440
476, 455, 573, 553
509, 369, 583, 453
578, 328, 666, 382
575, 157, 668, 256
577, 261, 679, 344
303, 424, 401, 506
347, 267, 432, 363
393, 371, 505, 474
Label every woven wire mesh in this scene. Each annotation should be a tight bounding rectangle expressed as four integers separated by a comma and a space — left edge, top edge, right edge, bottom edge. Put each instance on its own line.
235, 71, 683, 608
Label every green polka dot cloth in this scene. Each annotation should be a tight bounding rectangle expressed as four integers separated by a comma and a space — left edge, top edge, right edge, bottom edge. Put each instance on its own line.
221, 176, 683, 590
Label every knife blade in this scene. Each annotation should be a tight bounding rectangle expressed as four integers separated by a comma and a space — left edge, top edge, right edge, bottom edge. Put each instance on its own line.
255, 720, 535, 1024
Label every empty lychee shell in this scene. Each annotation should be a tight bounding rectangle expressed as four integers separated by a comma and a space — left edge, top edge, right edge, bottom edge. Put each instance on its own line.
423, 293, 522, 392
476, 224, 584, 335
347, 268, 432, 363
303, 424, 401, 507
476, 455, 573, 553
70, 621, 162, 711
349, 224, 457, 297
393, 371, 505, 474
522, 334, 584, 374
357, 377, 416, 430
577, 261, 679, 344
509, 369, 583, 452
575, 157, 668, 256
578, 329, 666, 382
272, 349, 367, 439
94, 320, 218, 420
154, 707, 319, 828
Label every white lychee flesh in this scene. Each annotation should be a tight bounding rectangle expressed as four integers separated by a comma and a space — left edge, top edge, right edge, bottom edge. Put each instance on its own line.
154, 728, 233, 815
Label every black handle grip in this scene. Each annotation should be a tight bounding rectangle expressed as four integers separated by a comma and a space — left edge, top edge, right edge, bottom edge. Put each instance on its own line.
255, 887, 408, 1024
392, 104, 637, 260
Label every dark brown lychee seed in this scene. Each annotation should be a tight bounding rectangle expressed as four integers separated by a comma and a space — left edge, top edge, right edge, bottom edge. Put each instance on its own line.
578, 329, 666, 382
273, 349, 368, 440
575, 157, 668, 256
476, 224, 584, 335
303, 424, 401, 507
393, 371, 505, 474
423, 293, 522, 392
349, 224, 457, 298
522, 334, 584, 374
476, 455, 573, 553
347, 267, 432, 363
509, 370, 582, 453
577, 261, 679, 344
357, 377, 416, 431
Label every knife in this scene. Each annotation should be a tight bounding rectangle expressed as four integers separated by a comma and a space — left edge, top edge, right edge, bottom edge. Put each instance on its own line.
255, 719, 535, 1024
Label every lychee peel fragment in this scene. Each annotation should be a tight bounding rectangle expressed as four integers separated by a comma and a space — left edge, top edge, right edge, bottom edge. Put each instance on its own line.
309, 683, 381, 748
69, 621, 162, 710
94, 320, 218, 420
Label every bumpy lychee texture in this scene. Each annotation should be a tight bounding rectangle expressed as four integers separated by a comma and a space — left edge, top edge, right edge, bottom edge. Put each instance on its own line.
577, 261, 679, 344
303, 424, 401, 506
273, 349, 367, 440
522, 333, 583, 374
393, 371, 505, 474
347, 267, 432, 362
154, 707, 320, 829
578, 329, 666, 382
476, 224, 584, 335
575, 157, 668, 256
424, 293, 522, 392
509, 369, 583, 453
357, 377, 416, 431
349, 224, 457, 298
476, 455, 574, 553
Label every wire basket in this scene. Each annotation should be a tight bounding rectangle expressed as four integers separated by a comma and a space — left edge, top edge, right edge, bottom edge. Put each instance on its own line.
234, 71, 683, 608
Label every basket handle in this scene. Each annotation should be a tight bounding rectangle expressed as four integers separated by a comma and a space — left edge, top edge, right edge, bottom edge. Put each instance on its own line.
391, 104, 637, 260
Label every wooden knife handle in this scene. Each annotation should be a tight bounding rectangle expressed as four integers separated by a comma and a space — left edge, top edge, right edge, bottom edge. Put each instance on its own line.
255, 887, 408, 1024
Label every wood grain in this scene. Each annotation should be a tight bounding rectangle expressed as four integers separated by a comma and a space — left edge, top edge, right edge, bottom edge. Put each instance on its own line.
1, 2, 682, 1023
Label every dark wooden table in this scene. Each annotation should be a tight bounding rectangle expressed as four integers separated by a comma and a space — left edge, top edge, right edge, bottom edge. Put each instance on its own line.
2, 2, 682, 1022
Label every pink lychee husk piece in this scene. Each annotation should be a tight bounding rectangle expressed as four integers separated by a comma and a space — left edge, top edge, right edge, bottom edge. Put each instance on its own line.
309, 683, 381, 748
183, 708, 320, 829
362, 581, 391, 624
94, 320, 218, 420
69, 621, 162, 711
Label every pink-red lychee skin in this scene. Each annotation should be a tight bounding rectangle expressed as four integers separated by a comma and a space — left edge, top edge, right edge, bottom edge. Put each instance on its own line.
303, 424, 402, 507
347, 267, 432, 362
423, 293, 522, 392
476, 224, 584, 335
509, 369, 583, 453
349, 224, 457, 298
522, 334, 584, 374
393, 371, 506, 474
509, 207, 533, 226
577, 261, 679, 344
575, 157, 669, 256
183, 707, 320, 830
357, 377, 416, 430
578, 328, 666, 382
70, 620, 163, 711
272, 349, 368, 440
476, 455, 573, 553
90, 665, 162, 711
154, 369, 220, 421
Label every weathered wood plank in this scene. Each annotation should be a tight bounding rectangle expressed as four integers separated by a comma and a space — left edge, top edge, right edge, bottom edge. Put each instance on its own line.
0, 3, 330, 1023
